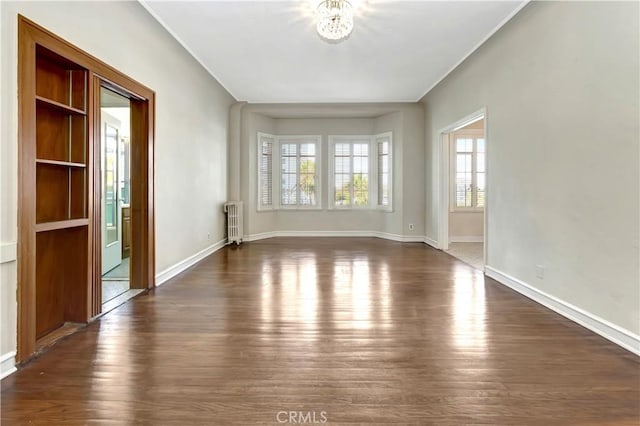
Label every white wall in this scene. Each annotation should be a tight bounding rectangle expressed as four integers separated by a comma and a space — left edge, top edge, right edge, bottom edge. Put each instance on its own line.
239, 104, 424, 240
449, 212, 483, 240
0, 1, 235, 374
242, 112, 276, 235
422, 1, 639, 336
398, 107, 426, 237
0, 0, 14, 378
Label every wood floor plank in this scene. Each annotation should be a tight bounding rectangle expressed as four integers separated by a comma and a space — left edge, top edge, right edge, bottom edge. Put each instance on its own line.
1, 238, 638, 424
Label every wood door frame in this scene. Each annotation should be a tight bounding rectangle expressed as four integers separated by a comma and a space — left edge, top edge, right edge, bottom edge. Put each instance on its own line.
17, 16, 155, 362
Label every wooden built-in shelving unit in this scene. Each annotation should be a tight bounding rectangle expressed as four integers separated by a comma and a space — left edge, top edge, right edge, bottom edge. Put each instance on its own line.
19, 16, 155, 363
33, 45, 90, 339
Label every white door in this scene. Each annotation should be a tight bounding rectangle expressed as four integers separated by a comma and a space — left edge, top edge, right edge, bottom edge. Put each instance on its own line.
101, 111, 123, 275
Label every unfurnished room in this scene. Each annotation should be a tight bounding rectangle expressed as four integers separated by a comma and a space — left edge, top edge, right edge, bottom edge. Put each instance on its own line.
0, 1, 638, 424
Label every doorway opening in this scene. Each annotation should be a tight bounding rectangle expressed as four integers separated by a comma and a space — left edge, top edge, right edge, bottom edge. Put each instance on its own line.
439, 110, 486, 271
17, 16, 156, 362
100, 87, 142, 311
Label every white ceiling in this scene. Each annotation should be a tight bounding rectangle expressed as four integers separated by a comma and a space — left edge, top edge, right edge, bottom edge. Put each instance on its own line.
140, 0, 527, 103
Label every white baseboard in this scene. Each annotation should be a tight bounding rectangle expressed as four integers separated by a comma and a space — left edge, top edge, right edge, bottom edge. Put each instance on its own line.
251, 230, 376, 239
372, 232, 425, 243
155, 239, 226, 286
0, 351, 17, 379
485, 266, 640, 356
245, 231, 425, 243
1, 242, 17, 264
244, 231, 278, 242
424, 237, 439, 249
449, 236, 484, 243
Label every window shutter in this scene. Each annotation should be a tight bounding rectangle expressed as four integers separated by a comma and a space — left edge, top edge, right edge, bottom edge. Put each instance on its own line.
259, 136, 274, 208
377, 139, 390, 206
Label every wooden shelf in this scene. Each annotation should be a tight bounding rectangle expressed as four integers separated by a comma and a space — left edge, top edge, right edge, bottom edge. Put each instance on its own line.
35, 218, 89, 233
36, 159, 86, 168
36, 95, 85, 115
36, 105, 86, 164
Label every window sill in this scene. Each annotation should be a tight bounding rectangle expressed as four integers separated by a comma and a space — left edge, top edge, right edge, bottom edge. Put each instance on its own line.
450, 207, 485, 213
328, 207, 394, 213
257, 207, 324, 212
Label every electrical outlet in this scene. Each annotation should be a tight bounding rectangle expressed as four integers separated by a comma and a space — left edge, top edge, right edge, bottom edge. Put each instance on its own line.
409, 224, 414, 231
207, 232, 211, 240
536, 265, 545, 279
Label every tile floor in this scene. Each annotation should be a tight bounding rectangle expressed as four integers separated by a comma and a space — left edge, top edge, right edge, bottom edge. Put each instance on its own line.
446, 242, 483, 270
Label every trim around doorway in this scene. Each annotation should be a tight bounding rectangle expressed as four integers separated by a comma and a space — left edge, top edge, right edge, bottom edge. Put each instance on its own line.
17, 16, 155, 363
437, 108, 487, 266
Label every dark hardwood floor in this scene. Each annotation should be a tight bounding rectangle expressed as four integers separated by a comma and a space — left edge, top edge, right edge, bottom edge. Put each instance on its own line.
2, 238, 639, 424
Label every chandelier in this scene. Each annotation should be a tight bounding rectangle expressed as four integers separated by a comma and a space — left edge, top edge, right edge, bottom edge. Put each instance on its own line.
316, 0, 354, 42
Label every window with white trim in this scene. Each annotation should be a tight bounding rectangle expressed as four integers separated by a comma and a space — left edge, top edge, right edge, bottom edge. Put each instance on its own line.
329, 133, 392, 210
451, 130, 485, 210
257, 134, 321, 210
258, 133, 274, 210
280, 139, 318, 207
376, 134, 391, 207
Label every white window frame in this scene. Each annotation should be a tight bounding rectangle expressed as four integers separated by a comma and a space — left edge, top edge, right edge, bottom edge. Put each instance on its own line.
257, 132, 276, 211
328, 133, 393, 211
450, 129, 484, 212
375, 132, 393, 211
257, 133, 322, 211
276, 135, 322, 210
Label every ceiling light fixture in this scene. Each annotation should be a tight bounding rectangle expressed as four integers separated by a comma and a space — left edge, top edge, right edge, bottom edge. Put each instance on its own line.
316, 0, 354, 42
